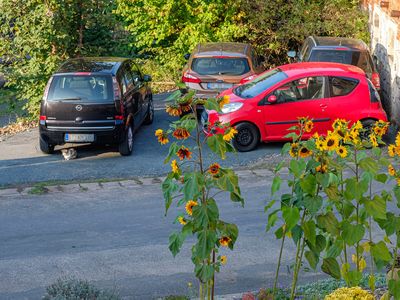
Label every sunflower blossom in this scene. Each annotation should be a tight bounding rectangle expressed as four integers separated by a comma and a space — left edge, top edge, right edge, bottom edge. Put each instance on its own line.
166, 104, 182, 117
209, 162, 221, 176
336, 145, 348, 158
219, 95, 230, 108
178, 216, 187, 225
388, 164, 396, 176
171, 159, 179, 173
369, 133, 378, 147
173, 128, 190, 140
223, 128, 238, 141
388, 144, 396, 157
219, 236, 232, 247
289, 142, 299, 157
185, 200, 198, 216
304, 120, 313, 133
298, 146, 312, 158
176, 146, 192, 160
220, 255, 227, 265
324, 133, 339, 151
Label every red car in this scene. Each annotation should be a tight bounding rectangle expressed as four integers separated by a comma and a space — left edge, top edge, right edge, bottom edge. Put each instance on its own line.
205, 62, 387, 152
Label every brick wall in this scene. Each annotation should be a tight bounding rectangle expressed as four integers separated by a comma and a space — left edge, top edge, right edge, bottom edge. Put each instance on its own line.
362, 0, 400, 124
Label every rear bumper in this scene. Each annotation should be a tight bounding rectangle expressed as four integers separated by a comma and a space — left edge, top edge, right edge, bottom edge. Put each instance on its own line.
39, 124, 124, 146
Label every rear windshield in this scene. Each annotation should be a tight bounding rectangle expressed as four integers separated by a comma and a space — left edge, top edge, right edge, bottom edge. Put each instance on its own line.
191, 57, 250, 75
309, 50, 374, 75
233, 69, 288, 98
47, 74, 113, 102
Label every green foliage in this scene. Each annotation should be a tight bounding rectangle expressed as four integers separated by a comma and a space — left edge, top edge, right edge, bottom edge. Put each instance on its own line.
43, 278, 120, 300
114, 0, 246, 79
0, 0, 130, 118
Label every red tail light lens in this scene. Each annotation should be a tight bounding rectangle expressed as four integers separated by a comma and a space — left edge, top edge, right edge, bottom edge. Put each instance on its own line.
39, 115, 46, 125
182, 72, 201, 83
115, 115, 124, 120
372, 72, 380, 90
240, 75, 257, 84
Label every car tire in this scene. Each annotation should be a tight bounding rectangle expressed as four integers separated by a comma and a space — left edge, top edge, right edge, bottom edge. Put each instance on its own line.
143, 98, 154, 125
39, 137, 55, 154
119, 123, 134, 156
232, 122, 260, 152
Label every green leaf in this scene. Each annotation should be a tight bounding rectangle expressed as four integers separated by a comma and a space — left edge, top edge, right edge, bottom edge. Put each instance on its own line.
266, 209, 279, 232
325, 185, 340, 202
271, 176, 282, 196
289, 160, 306, 178
281, 142, 291, 155
207, 134, 227, 159
371, 241, 392, 263
305, 251, 319, 270
359, 157, 380, 173
321, 257, 341, 279
300, 174, 317, 195
192, 198, 219, 228
388, 279, 400, 299
344, 178, 369, 201
303, 220, 316, 246
364, 195, 386, 220
162, 177, 179, 214
204, 98, 220, 112
163, 142, 180, 164
183, 172, 203, 201
264, 200, 276, 213
196, 229, 217, 259
282, 206, 300, 231
291, 225, 303, 245
342, 222, 365, 245
375, 173, 388, 183
215, 169, 244, 205
303, 195, 323, 215
195, 263, 214, 282
169, 232, 184, 257
326, 241, 343, 258
274, 161, 285, 173
317, 212, 339, 235
164, 90, 182, 102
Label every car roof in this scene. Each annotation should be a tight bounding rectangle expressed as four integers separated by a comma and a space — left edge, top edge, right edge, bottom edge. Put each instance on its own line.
56, 57, 129, 75
310, 36, 369, 51
279, 62, 366, 77
193, 42, 251, 58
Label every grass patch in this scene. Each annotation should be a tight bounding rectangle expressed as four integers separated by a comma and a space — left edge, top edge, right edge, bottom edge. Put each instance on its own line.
28, 183, 49, 195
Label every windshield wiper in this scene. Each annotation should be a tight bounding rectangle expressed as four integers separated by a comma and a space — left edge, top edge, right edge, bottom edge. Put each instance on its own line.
54, 97, 82, 101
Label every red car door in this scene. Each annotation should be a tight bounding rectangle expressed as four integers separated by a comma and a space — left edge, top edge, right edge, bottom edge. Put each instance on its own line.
261, 76, 331, 141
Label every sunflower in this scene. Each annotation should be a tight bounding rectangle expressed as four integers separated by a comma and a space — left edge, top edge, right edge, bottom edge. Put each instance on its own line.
178, 216, 187, 225
180, 103, 192, 113
373, 126, 384, 137
315, 138, 326, 151
223, 128, 238, 141
332, 118, 347, 129
219, 236, 232, 247
396, 146, 400, 156
353, 121, 363, 131
336, 145, 348, 158
173, 128, 190, 140
316, 164, 328, 173
185, 200, 198, 216
388, 144, 396, 157
176, 146, 192, 160
304, 120, 314, 133
155, 129, 163, 137
208, 162, 221, 176
388, 164, 396, 176
298, 146, 312, 158
397, 178, 400, 186
166, 104, 182, 117
219, 95, 230, 108
220, 255, 227, 265
289, 142, 299, 157
370, 133, 378, 147
324, 133, 339, 151
171, 159, 179, 174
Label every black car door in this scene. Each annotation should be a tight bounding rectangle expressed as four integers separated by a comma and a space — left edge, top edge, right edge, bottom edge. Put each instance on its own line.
129, 61, 147, 122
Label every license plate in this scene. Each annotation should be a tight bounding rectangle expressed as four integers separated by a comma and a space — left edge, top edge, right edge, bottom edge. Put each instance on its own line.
65, 133, 95, 142
206, 82, 233, 90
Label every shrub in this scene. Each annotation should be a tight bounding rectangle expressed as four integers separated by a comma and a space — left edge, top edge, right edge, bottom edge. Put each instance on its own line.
42, 278, 120, 300
325, 286, 374, 299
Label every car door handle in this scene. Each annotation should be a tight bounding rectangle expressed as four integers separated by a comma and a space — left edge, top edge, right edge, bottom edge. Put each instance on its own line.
320, 104, 328, 109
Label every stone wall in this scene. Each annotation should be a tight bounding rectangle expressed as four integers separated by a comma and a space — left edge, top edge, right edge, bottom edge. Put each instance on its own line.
362, 0, 400, 124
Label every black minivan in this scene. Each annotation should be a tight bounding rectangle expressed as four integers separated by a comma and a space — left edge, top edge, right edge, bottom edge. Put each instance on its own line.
39, 57, 153, 156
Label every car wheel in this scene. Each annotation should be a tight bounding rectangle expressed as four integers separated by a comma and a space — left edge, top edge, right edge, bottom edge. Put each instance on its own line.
143, 99, 154, 125
232, 122, 260, 152
119, 124, 133, 156
39, 137, 55, 154
360, 119, 376, 141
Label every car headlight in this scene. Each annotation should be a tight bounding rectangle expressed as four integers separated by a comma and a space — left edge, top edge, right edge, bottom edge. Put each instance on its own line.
221, 102, 243, 114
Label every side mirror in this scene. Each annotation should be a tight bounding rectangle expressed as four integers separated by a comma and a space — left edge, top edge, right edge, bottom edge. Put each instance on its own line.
267, 95, 277, 104
287, 50, 297, 58
184, 53, 190, 60
143, 74, 152, 82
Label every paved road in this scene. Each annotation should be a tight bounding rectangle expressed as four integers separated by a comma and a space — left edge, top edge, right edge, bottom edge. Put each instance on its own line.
0, 94, 283, 187
0, 170, 326, 300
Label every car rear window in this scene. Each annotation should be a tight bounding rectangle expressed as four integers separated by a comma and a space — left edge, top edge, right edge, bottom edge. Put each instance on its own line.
309, 50, 373, 75
191, 57, 250, 75
233, 69, 288, 98
47, 74, 113, 102
329, 77, 359, 97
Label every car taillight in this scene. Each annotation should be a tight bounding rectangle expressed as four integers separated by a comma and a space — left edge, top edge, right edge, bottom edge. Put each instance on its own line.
240, 75, 257, 84
372, 72, 380, 90
182, 72, 201, 83
115, 115, 124, 125
39, 115, 46, 125
112, 76, 121, 100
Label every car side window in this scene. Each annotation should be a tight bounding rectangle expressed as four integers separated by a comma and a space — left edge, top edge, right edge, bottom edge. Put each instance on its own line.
329, 77, 359, 97
122, 67, 134, 91
273, 76, 325, 103
130, 62, 142, 87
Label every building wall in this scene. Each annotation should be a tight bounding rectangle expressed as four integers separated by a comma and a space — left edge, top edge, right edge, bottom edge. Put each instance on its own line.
363, 0, 400, 124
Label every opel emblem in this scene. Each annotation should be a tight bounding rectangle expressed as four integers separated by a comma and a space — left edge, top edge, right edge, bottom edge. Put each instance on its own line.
75, 105, 82, 111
